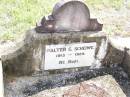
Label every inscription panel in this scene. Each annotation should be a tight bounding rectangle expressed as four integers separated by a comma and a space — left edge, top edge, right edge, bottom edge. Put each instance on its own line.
44, 42, 96, 70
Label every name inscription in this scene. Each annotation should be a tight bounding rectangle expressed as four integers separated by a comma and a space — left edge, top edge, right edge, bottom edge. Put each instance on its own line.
44, 42, 96, 70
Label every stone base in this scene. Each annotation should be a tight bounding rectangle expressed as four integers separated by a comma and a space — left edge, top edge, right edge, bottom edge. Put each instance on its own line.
109, 37, 130, 76
0, 29, 125, 76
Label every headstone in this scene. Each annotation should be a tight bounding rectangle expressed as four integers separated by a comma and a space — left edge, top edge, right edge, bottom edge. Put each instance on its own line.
44, 42, 96, 70
35, 1, 103, 33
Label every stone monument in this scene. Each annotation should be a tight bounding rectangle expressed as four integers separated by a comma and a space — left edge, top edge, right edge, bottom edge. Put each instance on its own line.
1, 1, 129, 97
1, 0, 124, 76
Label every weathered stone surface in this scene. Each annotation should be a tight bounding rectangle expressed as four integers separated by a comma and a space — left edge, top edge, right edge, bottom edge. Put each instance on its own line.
1, 29, 107, 76
0, 59, 4, 97
101, 43, 125, 66
123, 50, 130, 75
36, 1, 103, 33
29, 75, 126, 97
2, 30, 130, 77
0, 29, 125, 76
4, 66, 130, 97
109, 37, 130, 76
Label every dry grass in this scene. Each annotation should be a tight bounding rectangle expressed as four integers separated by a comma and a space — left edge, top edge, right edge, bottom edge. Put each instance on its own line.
0, 0, 126, 41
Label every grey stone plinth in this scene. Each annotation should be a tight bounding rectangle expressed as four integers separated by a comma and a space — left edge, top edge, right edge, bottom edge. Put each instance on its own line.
0, 29, 124, 76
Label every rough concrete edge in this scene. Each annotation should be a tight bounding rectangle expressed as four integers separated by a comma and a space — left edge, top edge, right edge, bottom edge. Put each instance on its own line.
108, 36, 130, 51
91, 38, 108, 68
108, 36, 130, 76
0, 34, 26, 61
0, 57, 4, 97
0, 30, 105, 61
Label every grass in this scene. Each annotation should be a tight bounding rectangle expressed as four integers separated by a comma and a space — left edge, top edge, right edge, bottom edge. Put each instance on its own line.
0, 0, 124, 41
86, 0, 123, 9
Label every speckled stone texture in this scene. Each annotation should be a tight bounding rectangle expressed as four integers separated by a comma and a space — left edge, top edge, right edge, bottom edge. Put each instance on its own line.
29, 75, 126, 97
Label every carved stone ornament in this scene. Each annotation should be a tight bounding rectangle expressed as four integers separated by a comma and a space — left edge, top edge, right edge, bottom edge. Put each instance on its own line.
35, 1, 103, 33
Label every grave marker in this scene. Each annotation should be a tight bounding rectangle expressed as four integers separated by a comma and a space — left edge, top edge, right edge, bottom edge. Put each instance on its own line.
44, 42, 96, 70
